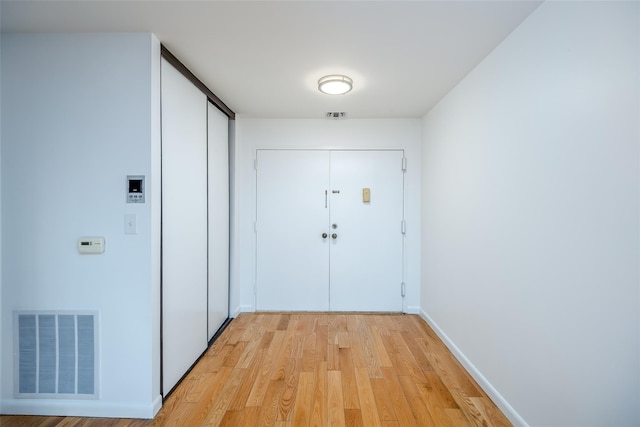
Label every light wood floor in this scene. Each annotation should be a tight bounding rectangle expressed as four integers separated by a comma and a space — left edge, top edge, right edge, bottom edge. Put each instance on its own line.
1, 313, 511, 426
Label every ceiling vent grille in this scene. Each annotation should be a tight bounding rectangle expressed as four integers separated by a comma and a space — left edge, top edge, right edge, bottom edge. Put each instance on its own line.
325, 112, 347, 120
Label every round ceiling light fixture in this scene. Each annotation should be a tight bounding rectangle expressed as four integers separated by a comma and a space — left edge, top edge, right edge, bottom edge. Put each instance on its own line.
318, 74, 353, 95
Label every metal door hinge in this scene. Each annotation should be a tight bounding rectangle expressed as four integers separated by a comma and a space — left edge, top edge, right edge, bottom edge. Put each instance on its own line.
402, 157, 407, 172
401, 282, 406, 297
401, 220, 406, 235
254, 159, 258, 170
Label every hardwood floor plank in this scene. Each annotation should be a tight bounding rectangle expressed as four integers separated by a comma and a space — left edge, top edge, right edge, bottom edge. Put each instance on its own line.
338, 347, 361, 410
255, 380, 285, 426
424, 371, 459, 409
199, 366, 245, 426
354, 367, 382, 427
309, 361, 328, 427
272, 333, 296, 380
392, 333, 429, 382
380, 367, 419, 427
228, 350, 266, 410
184, 372, 218, 403
276, 314, 291, 331
359, 324, 384, 379
369, 325, 393, 367
400, 330, 435, 372
327, 371, 346, 426
245, 330, 286, 406
189, 344, 232, 375
222, 340, 247, 367
314, 323, 328, 365
290, 371, 315, 426
327, 321, 340, 371
344, 408, 364, 427
398, 374, 437, 426
370, 378, 398, 423
277, 355, 302, 421
471, 397, 512, 427
348, 330, 368, 368
0, 314, 513, 427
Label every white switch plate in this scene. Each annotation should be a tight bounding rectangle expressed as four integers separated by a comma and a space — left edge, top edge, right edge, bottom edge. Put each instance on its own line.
125, 214, 137, 234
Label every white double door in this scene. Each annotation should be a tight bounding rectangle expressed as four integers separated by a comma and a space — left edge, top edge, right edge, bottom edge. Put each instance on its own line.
256, 149, 404, 312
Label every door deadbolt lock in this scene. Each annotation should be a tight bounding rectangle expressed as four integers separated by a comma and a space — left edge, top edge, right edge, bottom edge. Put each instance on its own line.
332, 233, 338, 239
322, 233, 328, 239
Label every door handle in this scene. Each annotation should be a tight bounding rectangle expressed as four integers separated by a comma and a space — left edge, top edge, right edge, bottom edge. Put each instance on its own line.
322, 233, 328, 239
332, 233, 338, 239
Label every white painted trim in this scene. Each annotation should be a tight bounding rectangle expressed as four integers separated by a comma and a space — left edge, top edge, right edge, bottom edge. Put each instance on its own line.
404, 305, 421, 314
0, 398, 160, 419
151, 394, 162, 418
233, 305, 254, 317
419, 309, 529, 427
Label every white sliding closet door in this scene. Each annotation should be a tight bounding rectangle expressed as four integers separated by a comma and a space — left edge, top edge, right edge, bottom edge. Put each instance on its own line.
207, 103, 229, 339
161, 58, 208, 395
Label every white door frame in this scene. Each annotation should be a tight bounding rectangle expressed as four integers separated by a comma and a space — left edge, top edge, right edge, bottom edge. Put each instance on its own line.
254, 148, 406, 312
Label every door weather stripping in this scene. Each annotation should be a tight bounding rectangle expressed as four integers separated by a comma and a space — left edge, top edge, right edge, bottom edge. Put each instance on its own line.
401, 282, 406, 297
401, 220, 406, 235
402, 157, 407, 172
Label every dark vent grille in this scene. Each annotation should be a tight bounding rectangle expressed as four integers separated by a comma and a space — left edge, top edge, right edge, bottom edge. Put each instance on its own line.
325, 112, 347, 119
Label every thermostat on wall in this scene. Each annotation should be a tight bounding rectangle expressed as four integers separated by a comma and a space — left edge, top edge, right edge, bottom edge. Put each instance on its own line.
127, 175, 145, 203
78, 237, 105, 254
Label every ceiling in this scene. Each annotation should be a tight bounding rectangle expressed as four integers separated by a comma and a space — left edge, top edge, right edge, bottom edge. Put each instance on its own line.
1, 1, 542, 119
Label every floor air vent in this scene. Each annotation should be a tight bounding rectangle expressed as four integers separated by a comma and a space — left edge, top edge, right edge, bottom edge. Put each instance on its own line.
14, 311, 99, 399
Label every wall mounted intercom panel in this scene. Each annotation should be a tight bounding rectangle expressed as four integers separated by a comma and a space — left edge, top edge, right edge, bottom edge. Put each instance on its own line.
126, 175, 145, 203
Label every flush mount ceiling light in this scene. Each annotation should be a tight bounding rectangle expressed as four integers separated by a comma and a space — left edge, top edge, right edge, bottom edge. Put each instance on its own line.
318, 74, 353, 95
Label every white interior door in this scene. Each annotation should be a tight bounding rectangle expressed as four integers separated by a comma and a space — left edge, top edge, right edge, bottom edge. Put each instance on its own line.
255, 149, 404, 312
207, 102, 229, 339
329, 150, 404, 311
161, 58, 208, 395
256, 150, 330, 311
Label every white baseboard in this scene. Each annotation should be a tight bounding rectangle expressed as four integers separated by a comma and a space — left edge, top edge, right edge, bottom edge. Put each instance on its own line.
404, 305, 421, 314
151, 394, 162, 418
233, 304, 254, 317
419, 309, 529, 427
0, 396, 161, 419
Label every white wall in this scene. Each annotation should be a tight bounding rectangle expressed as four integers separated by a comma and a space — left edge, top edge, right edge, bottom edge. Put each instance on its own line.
233, 119, 421, 314
0, 8, 4, 401
1, 33, 162, 418
421, 2, 639, 426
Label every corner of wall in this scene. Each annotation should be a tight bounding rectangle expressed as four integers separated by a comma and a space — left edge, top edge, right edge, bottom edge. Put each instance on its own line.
0, 24, 4, 416
418, 310, 528, 427
149, 31, 162, 409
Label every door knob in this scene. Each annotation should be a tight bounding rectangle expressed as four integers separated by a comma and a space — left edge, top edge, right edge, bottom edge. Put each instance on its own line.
322, 233, 328, 239
332, 233, 338, 239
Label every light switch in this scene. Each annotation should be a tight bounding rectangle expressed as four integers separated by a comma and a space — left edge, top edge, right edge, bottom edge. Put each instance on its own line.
78, 237, 105, 254
125, 214, 137, 234
363, 188, 371, 203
